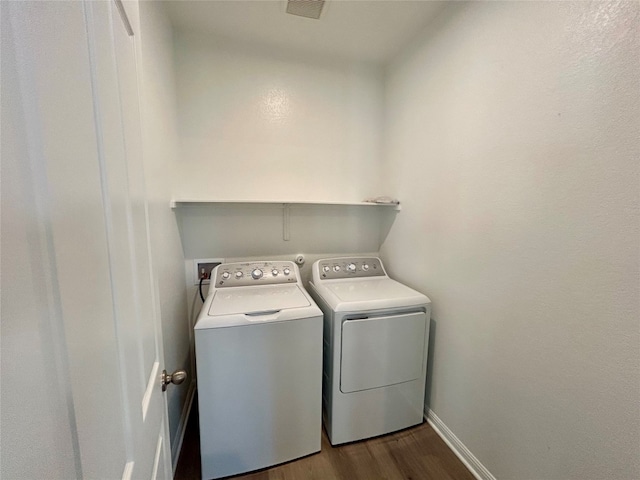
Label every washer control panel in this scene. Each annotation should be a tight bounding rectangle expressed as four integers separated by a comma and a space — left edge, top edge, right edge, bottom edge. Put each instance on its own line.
317, 257, 386, 280
214, 261, 297, 287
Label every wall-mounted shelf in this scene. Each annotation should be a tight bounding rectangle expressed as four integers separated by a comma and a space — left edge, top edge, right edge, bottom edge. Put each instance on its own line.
170, 199, 401, 211
171, 199, 401, 249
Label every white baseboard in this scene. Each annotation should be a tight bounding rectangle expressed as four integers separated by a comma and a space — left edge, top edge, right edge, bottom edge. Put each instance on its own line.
172, 380, 196, 473
425, 409, 496, 480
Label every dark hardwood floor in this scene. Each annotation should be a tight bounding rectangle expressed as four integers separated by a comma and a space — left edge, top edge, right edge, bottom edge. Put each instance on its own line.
174, 401, 475, 480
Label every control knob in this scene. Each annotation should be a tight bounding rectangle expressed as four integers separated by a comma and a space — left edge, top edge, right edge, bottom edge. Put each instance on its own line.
235, 271, 243, 279
222, 272, 230, 280
322, 266, 330, 273
272, 269, 279, 277
362, 264, 369, 271
251, 268, 263, 280
347, 263, 356, 272
283, 268, 291, 276
333, 265, 341, 272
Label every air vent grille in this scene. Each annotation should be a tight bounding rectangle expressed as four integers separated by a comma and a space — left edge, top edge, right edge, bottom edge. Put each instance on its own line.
286, 0, 325, 20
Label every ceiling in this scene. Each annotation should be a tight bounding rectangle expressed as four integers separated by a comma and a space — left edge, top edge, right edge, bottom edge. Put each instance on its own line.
164, 0, 446, 65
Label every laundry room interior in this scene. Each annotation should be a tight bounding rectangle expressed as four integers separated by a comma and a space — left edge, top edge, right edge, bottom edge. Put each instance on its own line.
2, 1, 638, 480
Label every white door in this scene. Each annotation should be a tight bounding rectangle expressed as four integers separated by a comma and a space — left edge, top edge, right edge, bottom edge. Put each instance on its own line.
1, 1, 173, 479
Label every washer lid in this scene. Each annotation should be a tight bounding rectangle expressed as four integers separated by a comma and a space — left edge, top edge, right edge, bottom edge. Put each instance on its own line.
208, 284, 310, 316
313, 278, 430, 312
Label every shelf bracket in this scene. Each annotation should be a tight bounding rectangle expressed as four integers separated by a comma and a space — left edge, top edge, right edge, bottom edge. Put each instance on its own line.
283, 203, 290, 241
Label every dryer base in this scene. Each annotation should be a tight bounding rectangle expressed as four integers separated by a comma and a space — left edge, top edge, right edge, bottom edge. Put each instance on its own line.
324, 380, 426, 445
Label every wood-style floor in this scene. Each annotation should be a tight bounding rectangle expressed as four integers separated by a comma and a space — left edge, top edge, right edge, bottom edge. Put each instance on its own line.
174, 402, 475, 480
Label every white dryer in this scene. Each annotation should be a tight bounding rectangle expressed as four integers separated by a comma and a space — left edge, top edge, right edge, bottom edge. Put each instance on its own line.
195, 261, 323, 480
308, 256, 431, 445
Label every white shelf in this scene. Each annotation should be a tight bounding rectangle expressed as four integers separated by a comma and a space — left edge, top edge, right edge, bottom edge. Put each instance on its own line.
172, 199, 400, 246
170, 199, 401, 211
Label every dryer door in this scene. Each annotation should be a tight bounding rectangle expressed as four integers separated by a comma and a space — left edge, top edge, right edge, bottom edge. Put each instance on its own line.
340, 311, 427, 393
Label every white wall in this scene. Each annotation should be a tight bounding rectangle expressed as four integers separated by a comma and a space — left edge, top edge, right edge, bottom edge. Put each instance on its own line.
137, 2, 191, 466
171, 29, 393, 297
1, 4, 79, 477
173, 31, 383, 203
381, 2, 640, 479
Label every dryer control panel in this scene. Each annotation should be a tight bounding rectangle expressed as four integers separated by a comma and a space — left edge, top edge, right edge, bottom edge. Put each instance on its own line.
213, 261, 298, 287
316, 257, 386, 280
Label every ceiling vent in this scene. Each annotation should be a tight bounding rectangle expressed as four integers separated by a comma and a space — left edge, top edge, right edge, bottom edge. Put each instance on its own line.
286, 0, 325, 20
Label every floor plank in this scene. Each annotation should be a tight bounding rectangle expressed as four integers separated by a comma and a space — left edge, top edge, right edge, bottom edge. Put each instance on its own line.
174, 403, 475, 480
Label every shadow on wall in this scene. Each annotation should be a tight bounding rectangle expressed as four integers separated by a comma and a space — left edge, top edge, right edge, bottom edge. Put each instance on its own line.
424, 317, 437, 414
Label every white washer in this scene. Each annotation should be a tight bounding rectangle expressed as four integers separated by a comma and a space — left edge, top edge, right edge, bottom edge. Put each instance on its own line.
195, 261, 323, 480
308, 256, 431, 445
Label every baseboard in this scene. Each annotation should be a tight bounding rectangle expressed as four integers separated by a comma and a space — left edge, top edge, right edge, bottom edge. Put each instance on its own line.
172, 380, 196, 473
425, 409, 496, 480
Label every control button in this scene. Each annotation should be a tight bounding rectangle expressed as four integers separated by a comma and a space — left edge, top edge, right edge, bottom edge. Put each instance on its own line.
362, 264, 369, 271
272, 269, 279, 277
251, 269, 263, 280
283, 268, 291, 276
235, 271, 243, 279
333, 265, 341, 272
322, 265, 330, 273
347, 263, 356, 272
222, 272, 230, 279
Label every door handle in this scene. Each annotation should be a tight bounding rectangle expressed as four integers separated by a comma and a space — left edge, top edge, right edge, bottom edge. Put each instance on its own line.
162, 369, 187, 392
